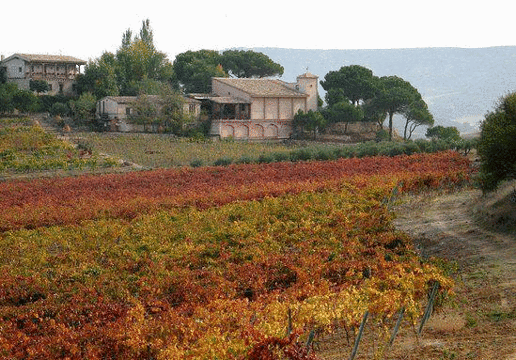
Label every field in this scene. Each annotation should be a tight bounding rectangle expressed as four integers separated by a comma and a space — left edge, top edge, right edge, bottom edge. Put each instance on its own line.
0, 118, 476, 359
0, 118, 119, 179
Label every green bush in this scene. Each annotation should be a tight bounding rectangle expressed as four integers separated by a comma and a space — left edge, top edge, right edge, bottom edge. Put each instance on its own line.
272, 152, 290, 162
289, 148, 312, 162
236, 155, 253, 164
355, 141, 379, 158
375, 129, 390, 142
401, 141, 421, 155
50, 102, 69, 117
257, 153, 274, 164
477, 93, 516, 192
213, 156, 233, 166
190, 159, 203, 168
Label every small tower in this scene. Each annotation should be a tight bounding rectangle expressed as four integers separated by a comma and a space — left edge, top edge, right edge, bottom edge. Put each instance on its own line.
296, 72, 319, 112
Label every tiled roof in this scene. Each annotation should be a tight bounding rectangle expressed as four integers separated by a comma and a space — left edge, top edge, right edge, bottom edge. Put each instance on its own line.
213, 78, 308, 98
103, 96, 142, 104
102, 95, 199, 104
4, 53, 87, 64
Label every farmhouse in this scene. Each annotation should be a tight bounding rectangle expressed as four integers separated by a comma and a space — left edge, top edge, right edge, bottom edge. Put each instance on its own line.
0, 53, 86, 96
95, 95, 201, 132
198, 72, 319, 139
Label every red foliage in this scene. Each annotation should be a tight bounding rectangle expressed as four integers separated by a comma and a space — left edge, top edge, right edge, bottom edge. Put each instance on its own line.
0, 151, 471, 232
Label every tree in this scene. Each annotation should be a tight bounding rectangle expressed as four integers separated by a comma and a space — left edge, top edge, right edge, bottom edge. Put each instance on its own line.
370, 76, 423, 140
129, 94, 159, 132
71, 92, 97, 120
425, 125, 460, 141
12, 89, 40, 113
0, 83, 17, 114
320, 65, 378, 106
0, 67, 7, 84
325, 101, 364, 134
403, 99, 434, 140
156, 85, 191, 135
77, 52, 119, 99
173, 50, 227, 93
220, 50, 284, 78
115, 20, 176, 95
293, 109, 326, 139
477, 92, 516, 192
362, 100, 387, 129
78, 19, 176, 98
29, 79, 49, 95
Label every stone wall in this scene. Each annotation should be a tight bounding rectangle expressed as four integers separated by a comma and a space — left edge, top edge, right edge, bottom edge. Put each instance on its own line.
326, 121, 380, 135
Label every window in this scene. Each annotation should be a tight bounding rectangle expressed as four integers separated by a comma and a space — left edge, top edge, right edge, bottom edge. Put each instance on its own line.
48, 84, 53, 91
189, 104, 195, 113
126, 108, 131, 115
19, 67, 22, 73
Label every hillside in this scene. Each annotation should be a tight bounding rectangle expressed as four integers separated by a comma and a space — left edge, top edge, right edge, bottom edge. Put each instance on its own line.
248, 46, 516, 138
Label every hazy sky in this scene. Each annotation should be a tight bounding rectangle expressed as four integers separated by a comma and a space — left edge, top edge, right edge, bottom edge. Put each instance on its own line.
2, 0, 514, 63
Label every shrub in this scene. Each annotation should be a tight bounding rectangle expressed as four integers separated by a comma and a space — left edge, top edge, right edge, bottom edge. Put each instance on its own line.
257, 153, 274, 164
50, 102, 69, 117
213, 156, 233, 166
289, 148, 312, 162
272, 152, 290, 162
236, 155, 253, 164
190, 159, 203, 168
375, 129, 390, 142
355, 141, 379, 158
477, 93, 516, 192
401, 141, 421, 155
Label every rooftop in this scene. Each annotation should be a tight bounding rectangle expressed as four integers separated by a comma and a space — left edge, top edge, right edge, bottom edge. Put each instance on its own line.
1, 53, 87, 65
213, 77, 308, 98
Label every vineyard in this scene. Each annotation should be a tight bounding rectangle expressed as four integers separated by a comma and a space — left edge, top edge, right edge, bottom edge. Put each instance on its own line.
0, 145, 473, 359
0, 118, 119, 176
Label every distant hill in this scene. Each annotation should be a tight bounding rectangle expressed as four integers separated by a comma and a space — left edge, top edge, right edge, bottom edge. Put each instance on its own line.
246, 47, 516, 138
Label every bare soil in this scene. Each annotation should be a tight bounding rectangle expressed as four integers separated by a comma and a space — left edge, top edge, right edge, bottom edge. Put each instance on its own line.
318, 180, 516, 359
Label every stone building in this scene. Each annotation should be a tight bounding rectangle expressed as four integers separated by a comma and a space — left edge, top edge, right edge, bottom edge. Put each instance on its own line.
199, 72, 319, 139
95, 95, 201, 132
0, 53, 86, 96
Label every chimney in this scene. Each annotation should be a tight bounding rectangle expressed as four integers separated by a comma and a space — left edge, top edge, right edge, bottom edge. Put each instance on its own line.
0, 55, 4, 61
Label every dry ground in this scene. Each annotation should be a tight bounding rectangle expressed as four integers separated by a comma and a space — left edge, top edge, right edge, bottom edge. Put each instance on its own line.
318, 180, 516, 360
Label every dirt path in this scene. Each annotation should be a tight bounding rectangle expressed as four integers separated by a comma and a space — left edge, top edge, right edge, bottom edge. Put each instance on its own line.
390, 184, 516, 359
318, 182, 516, 359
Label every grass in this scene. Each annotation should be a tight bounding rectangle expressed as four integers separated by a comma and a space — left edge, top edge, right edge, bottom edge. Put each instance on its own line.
74, 132, 345, 168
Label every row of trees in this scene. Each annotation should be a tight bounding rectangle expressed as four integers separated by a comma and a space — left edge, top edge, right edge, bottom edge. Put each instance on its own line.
0, 81, 98, 119
293, 65, 434, 141
77, 19, 284, 99
319, 65, 433, 140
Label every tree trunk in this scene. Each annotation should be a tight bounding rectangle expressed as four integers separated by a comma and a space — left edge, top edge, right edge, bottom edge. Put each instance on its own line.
388, 112, 394, 141
403, 120, 409, 140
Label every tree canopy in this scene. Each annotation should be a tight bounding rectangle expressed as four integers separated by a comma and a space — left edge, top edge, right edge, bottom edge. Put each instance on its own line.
425, 125, 460, 141
321, 66, 430, 140
220, 50, 284, 78
77, 19, 176, 98
320, 65, 377, 106
173, 49, 284, 93
477, 92, 516, 192
292, 109, 326, 139
173, 50, 226, 94
369, 75, 423, 140
403, 99, 434, 140
29, 80, 49, 95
